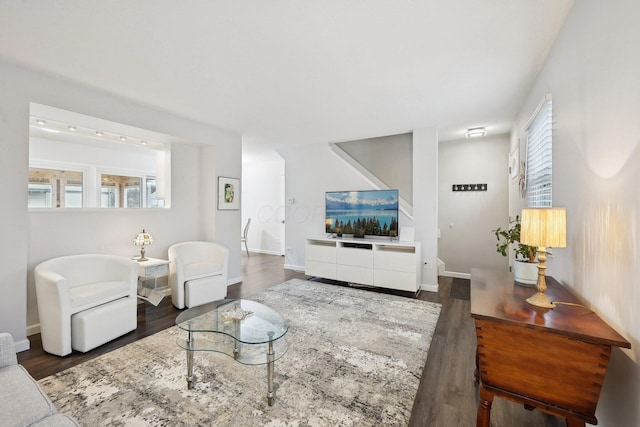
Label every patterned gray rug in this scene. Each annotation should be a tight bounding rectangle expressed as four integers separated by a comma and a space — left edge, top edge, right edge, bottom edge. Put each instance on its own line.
39, 279, 441, 426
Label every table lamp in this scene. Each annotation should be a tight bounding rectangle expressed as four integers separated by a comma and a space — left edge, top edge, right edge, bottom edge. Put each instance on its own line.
519, 207, 566, 308
133, 229, 153, 262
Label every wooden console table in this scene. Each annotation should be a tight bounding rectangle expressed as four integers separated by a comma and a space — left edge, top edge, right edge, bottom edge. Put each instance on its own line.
470, 268, 630, 427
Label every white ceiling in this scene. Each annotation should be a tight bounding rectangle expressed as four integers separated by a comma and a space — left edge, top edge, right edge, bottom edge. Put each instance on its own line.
0, 0, 574, 160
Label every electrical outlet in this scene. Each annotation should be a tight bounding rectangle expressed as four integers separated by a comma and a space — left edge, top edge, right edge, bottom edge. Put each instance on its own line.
424, 260, 433, 269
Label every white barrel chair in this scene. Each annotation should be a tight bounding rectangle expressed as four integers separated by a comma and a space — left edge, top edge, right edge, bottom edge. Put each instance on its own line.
34, 254, 138, 357
168, 241, 229, 309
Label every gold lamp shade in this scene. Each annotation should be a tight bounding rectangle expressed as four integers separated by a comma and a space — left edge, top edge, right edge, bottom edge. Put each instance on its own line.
519, 208, 566, 308
133, 229, 153, 261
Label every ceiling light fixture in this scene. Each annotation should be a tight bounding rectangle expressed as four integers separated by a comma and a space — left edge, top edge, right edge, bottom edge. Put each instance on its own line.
68, 125, 77, 131
36, 119, 47, 125
466, 127, 487, 138
96, 131, 104, 136
119, 136, 127, 141
141, 140, 147, 145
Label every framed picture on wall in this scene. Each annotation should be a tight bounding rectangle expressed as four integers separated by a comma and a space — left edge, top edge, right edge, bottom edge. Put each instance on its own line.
509, 144, 519, 181
217, 176, 240, 210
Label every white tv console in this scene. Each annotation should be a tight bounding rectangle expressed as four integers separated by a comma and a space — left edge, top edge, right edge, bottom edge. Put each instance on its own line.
305, 236, 422, 293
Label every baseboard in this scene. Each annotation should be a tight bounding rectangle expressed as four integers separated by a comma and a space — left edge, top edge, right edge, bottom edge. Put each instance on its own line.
420, 283, 439, 293
15, 338, 31, 352
440, 270, 471, 280
244, 248, 283, 256
284, 263, 306, 273
27, 323, 40, 336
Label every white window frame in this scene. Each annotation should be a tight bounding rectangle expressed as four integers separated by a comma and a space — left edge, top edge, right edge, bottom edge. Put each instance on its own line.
97, 167, 155, 208
525, 94, 553, 208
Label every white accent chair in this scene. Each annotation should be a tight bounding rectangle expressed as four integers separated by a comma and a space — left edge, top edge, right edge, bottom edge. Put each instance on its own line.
168, 241, 229, 309
34, 254, 138, 357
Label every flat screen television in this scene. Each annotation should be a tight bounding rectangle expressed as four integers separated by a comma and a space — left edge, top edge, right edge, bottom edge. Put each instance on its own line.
325, 189, 399, 237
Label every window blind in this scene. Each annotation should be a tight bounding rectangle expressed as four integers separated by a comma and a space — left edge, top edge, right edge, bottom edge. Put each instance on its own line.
525, 95, 553, 207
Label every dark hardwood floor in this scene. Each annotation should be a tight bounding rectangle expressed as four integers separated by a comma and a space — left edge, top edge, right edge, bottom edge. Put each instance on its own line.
19, 253, 563, 426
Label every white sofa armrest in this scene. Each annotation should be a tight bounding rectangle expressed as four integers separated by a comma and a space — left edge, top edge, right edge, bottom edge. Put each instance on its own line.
0, 332, 18, 368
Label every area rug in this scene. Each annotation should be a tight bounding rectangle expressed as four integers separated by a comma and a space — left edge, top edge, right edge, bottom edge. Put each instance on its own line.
39, 279, 441, 426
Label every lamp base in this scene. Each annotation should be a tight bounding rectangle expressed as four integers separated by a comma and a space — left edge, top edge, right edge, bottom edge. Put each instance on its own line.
136, 246, 148, 262
526, 292, 556, 309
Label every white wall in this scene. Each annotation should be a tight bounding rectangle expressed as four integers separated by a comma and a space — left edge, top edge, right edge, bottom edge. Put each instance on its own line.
413, 127, 439, 290
30, 137, 157, 173
200, 144, 243, 285
439, 134, 510, 276
279, 142, 384, 271
0, 60, 242, 349
336, 132, 413, 204
242, 157, 285, 256
512, 1, 640, 425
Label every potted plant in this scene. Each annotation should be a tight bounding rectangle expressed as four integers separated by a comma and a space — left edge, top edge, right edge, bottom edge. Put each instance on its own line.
493, 216, 538, 285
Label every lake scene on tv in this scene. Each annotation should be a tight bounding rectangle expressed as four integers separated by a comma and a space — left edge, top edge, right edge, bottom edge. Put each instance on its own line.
325, 189, 399, 237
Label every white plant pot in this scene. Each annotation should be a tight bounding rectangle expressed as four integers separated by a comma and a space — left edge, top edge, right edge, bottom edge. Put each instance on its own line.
513, 260, 538, 286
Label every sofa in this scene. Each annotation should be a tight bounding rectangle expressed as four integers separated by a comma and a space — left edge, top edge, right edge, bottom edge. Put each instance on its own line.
35, 254, 138, 357
168, 241, 229, 309
0, 333, 80, 426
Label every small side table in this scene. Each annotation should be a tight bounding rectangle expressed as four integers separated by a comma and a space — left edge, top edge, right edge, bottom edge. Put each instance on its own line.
136, 257, 170, 305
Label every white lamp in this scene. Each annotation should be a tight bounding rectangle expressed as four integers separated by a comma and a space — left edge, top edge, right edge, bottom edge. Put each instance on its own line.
133, 229, 153, 262
519, 207, 566, 308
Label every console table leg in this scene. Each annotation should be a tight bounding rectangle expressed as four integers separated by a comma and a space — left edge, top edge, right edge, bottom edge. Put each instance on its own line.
474, 346, 479, 384
267, 332, 275, 406
476, 386, 493, 427
186, 329, 196, 389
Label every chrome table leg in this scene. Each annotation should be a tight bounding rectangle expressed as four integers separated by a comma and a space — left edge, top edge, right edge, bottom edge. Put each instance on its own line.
186, 329, 196, 389
267, 331, 276, 406
233, 318, 241, 360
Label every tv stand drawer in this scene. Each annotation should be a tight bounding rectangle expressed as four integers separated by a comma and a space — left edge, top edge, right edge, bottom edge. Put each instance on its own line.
306, 260, 337, 280
337, 246, 373, 268
338, 265, 373, 285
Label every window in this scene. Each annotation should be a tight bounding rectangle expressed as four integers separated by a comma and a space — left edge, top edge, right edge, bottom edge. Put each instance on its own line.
64, 185, 83, 208
525, 94, 553, 207
101, 186, 118, 208
28, 183, 52, 208
28, 167, 83, 208
29, 102, 172, 210
146, 178, 163, 208
101, 174, 151, 208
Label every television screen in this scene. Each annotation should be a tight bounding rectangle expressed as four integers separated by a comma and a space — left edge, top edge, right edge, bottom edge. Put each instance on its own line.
325, 189, 399, 237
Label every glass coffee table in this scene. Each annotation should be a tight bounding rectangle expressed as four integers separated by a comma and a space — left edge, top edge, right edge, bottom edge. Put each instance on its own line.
175, 299, 288, 406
